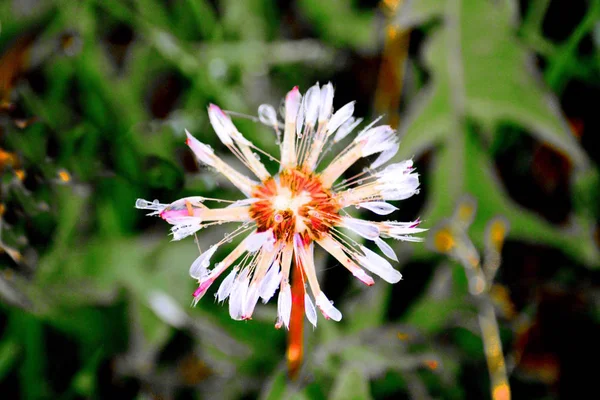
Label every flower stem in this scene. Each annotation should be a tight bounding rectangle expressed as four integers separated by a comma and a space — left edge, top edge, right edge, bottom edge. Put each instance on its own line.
287, 260, 305, 379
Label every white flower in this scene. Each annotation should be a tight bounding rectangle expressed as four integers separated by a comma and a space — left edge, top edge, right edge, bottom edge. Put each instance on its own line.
136, 82, 425, 327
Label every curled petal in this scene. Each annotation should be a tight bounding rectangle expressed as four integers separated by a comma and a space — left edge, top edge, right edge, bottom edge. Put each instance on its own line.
189, 245, 218, 279
315, 292, 342, 321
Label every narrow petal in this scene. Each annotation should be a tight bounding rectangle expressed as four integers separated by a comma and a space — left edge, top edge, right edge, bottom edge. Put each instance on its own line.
229, 268, 249, 320
186, 131, 258, 196
318, 82, 334, 123
370, 141, 399, 169
342, 217, 381, 240
326, 101, 355, 135
259, 261, 281, 303
374, 237, 399, 261
281, 86, 301, 168
303, 83, 321, 128
278, 282, 292, 329
216, 268, 237, 302
243, 283, 260, 319
357, 246, 402, 283
357, 201, 398, 215
333, 117, 362, 143
185, 130, 216, 167
315, 292, 342, 321
305, 293, 317, 327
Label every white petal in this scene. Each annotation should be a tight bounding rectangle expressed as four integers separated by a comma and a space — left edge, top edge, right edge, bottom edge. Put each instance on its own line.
361, 126, 397, 157
208, 104, 234, 145
370, 142, 399, 169
305, 293, 317, 327
243, 283, 260, 319
245, 229, 275, 252
259, 261, 281, 303
185, 130, 215, 167
327, 101, 354, 134
277, 283, 292, 329
285, 87, 302, 123
357, 246, 402, 283
319, 82, 334, 122
216, 268, 237, 302
171, 219, 203, 240
315, 292, 342, 321
229, 268, 249, 320
377, 160, 413, 179
357, 201, 398, 215
379, 174, 420, 201
342, 217, 380, 240
375, 237, 398, 261
303, 83, 321, 128
189, 245, 218, 279
334, 117, 362, 143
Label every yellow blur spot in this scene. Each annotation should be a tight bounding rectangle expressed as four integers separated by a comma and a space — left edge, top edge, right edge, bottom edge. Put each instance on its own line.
0, 203, 5, 216
387, 26, 398, 39
492, 382, 510, 400
382, 0, 402, 13
434, 228, 455, 253
397, 332, 411, 341
15, 169, 25, 181
58, 170, 71, 182
0, 148, 17, 168
424, 360, 439, 370
489, 220, 508, 249
457, 203, 474, 223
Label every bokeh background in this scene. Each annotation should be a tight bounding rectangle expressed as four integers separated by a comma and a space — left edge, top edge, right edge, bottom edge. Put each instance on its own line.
1, 0, 599, 399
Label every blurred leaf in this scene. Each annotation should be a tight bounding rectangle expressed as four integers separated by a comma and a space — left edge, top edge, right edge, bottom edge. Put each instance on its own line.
397, 0, 599, 266
329, 367, 373, 400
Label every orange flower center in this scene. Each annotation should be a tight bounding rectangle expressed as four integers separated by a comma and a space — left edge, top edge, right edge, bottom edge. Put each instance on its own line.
249, 168, 341, 241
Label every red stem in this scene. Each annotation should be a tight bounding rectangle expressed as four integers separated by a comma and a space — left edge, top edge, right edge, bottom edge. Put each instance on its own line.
287, 260, 305, 379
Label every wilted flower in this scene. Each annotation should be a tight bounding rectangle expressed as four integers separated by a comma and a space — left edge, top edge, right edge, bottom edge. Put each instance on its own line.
136, 83, 424, 329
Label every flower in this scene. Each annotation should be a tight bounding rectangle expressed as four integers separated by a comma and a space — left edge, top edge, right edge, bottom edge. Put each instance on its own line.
136, 83, 425, 328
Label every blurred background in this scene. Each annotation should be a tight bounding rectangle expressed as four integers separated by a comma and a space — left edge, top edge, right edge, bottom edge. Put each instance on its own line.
1, 0, 599, 399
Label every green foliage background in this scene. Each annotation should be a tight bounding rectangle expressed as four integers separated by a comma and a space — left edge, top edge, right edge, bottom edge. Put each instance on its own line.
0, 0, 598, 399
